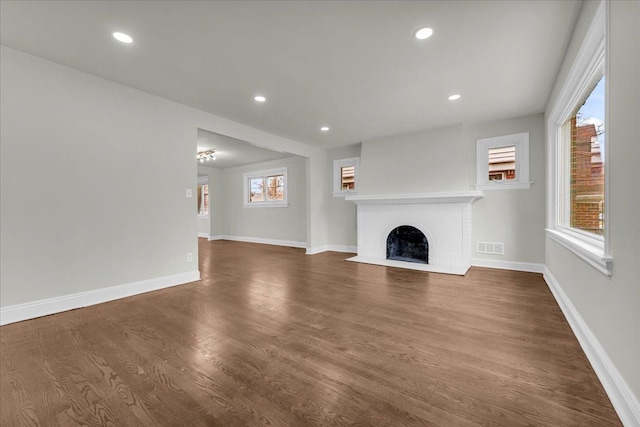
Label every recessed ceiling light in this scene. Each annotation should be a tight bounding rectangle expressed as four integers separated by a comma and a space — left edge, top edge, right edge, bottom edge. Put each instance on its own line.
414, 27, 434, 40
112, 32, 133, 44
254, 95, 266, 102
320, 126, 330, 132
448, 94, 461, 101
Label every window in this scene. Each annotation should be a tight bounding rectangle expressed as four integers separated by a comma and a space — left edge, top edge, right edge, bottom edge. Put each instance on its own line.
333, 157, 360, 196
197, 177, 209, 216
476, 133, 530, 190
546, 1, 610, 276
243, 167, 288, 208
561, 76, 605, 236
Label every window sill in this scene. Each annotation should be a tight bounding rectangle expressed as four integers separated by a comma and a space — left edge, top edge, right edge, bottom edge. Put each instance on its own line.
332, 191, 358, 198
198, 215, 209, 219
243, 202, 289, 209
475, 181, 532, 190
546, 228, 612, 276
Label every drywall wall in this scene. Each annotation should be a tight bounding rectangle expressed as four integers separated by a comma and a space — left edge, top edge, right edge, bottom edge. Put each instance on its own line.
464, 114, 545, 264
357, 116, 545, 264
197, 166, 224, 238
544, 0, 640, 414
0, 46, 328, 311
358, 124, 469, 194
0, 46, 198, 306
326, 144, 361, 250
220, 156, 307, 245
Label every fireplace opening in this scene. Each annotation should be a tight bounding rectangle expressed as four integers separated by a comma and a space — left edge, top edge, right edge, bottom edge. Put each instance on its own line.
386, 226, 429, 264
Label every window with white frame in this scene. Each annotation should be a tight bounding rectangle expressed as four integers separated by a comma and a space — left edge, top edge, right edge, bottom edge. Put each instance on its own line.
476, 132, 531, 190
546, 1, 611, 276
333, 157, 360, 196
197, 177, 209, 216
243, 167, 288, 208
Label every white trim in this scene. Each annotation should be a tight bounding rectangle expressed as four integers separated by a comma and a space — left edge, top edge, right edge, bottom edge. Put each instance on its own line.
327, 245, 357, 253
476, 132, 531, 190
475, 181, 532, 191
197, 233, 210, 238
543, 267, 640, 427
243, 201, 288, 208
546, 0, 611, 276
471, 258, 544, 273
306, 245, 329, 255
0, 270, 201, 326
208, 235, 306, 249
547, 228, 612, 276
346, 191, 483, 205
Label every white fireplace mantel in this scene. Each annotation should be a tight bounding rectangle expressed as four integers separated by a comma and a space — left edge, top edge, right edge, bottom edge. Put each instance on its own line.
346, 191, 483, 275
345, 191, 484, 205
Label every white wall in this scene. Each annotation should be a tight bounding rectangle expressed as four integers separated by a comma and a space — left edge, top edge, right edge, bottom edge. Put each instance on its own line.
219, 156, 307, 245
0, 46, 198, 306
0, 46, 328, 312
356, 116, 545, 265
544, 0, 640, 418
359, 125, 469, 194
464, 114, 545, 264
197, 166, 225, 238
326, 144, 361, 250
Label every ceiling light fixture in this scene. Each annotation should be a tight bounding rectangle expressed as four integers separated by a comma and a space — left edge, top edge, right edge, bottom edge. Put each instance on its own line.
112, 32, 133, 44
448, 94, 461, 100
320, 126, 330, 132
254, 95, 266, 102
197, 150, 216, 162
414, 27, 434, 40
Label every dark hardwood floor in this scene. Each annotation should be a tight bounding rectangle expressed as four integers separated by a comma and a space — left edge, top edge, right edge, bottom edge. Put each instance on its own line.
1, 239, 621, 426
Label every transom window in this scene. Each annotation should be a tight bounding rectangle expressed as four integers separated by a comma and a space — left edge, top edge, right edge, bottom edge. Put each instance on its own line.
476, 133, 530, 190
243, 167, 288, 208
333, 157, 360, 196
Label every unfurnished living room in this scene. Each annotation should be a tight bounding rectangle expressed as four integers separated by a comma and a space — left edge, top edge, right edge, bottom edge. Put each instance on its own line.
1, 1, 638, 426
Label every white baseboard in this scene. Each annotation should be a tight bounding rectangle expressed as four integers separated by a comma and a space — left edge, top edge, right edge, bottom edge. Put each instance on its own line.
543, 267, 640, 426
327, 245, 357, 253
0, 270, 201, 326
471, 258, 544, 273
197, 233, 210, 238
208, 235, 306, 249
306, 245, 329, 255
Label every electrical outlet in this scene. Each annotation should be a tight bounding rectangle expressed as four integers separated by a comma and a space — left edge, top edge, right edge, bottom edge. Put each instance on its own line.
186, 188, 193, 198
186, 252, 193, 262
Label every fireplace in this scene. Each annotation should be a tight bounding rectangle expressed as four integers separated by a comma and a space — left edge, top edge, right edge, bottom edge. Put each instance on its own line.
386, 226, 428, 264
345, 192, 483, 275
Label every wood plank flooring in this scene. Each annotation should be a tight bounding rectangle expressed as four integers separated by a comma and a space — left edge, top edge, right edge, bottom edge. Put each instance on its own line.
1, 239, 621, 426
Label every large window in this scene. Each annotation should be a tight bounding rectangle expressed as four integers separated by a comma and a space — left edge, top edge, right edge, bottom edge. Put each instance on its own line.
243, 167, 288, 208
547, 1, 610, 275
561, 76, 605, 236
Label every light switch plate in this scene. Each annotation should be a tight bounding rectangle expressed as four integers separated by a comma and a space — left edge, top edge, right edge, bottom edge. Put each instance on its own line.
186, 188, 193, 198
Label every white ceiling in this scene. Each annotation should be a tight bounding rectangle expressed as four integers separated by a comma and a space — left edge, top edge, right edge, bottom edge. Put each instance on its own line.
0, 0, 581, 149
197, 128, 295, 169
